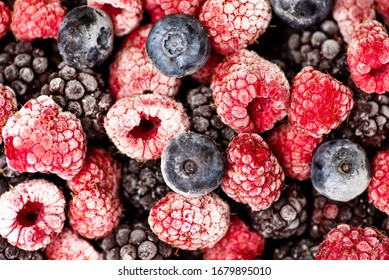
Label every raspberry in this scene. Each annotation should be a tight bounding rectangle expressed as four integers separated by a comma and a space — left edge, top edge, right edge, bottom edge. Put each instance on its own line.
2, 95, 87, 180
316, 224, 389, 260
376, 0, 389, 25
86, 0, 143, 36
265, 122, 323, 181
221, 133, 284, 211
211, 49, 290, 134
347, 20, 389, 94
0, 179, 66, 251
10, 0, 66, 41
45, 227, 103, 260
203, 216, 265, 260
0, 2, 11, 40
0, 85, 17, 145
109, 46, 181, 100
104, 94, 190, 161
288, 66, 354, 138
332, 0, 376, 43
199, 0, 272, 55
190, 52, 224, 85
148, 192, 230, 250
121, 24, 152, 49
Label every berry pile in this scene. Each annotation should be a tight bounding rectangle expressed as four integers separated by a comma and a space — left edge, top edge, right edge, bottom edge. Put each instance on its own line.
0, 0, 388, 261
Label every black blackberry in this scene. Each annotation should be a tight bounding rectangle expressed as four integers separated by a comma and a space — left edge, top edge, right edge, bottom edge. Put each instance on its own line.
40, 62, 115, 141
100, 222, 173, 260
0, 41, 52, 104
249, 183, 308, 239
185, 85, 236, 149
0, 236, 44, 260
60, 0, 87, 10
272, 238, 319, 260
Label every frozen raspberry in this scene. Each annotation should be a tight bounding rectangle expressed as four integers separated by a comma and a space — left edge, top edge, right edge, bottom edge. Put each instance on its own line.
199, 0, 272, 55
0, 2, 10, 40
347, 20, 389, 94
45, 227, 103, 260
265, 122, 323, 181
190, 52, 224, 85
0, 179, 66, 251
67, 147, 121, 194
10, 0, 66, 41
68, 187, 123, 239
104, 94, 190, 161
332, 0, 376, 43
376, 0, 389, 25
316, 224, 389, 260
288, 66, 354, 138
121, 23, 152, 49
0, 85, 17, 145
203, 216, 265, 260
222, 133, 284, 211
109, 46, 181, 100
211, 49, 290, 134
148, 192, 230, 250
87, 0, 143, 36
2, 95, 87, 180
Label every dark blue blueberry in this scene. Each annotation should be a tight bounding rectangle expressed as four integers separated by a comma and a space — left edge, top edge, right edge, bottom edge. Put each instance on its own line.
146, 14, 211, 78
310, 139, 372, 202
57, 6, 114, 69
161, 132, 225, 198
270, 0, 333, 29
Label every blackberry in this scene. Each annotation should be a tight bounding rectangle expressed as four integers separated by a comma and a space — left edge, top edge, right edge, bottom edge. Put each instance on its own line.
60, 0, 87, 10
40, 62, 115, 141
0, 236, 44, 260
185, 85, 236, 149
100, 222, 173, 260
273, 238, 319, 260
0, 41, 52, 104
249, 183, 308, 239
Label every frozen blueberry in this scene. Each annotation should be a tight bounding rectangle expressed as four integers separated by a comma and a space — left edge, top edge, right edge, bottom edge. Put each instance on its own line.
57, 6, 114, 69
310, 139, 372, 202
161, 132, 225, 198
146, 14, 211, 78
270, 0, 333, 29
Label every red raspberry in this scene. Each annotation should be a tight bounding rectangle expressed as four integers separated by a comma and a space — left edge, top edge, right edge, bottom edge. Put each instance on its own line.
68, 187, 123, 239
0, 179, 66, 251
148, 192, 230, 250
376, 0, 389, 25
45, 227, 103, 260
347, 20, 389, 94
288, 66, 354, 138
0, 85, 17, 145
2, 96, 87, 180
87, 0, 143, 36
0, 2, 11, 39
203, 216, 265, 260
109, 46, 181, 100
332, 0, 376, 43
121, 23, 152, 49
316, 224, 389, 260
211, 49, 290, 134
199, 0, 272, 55
221, 133, 284, 211
67, 147, 121, 194
265, 122, 323, 181
10, 0, 66, 41
368, 149, 389, 215
190, 52, 224, 85
104, 94, 190, 161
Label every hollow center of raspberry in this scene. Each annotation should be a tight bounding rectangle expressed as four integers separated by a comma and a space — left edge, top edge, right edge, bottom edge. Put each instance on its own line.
182, 159, 197, 175
17, 201, 43, 227
247, 97, 271, 129
162, 31, 187, 58
130, 116, 161, 139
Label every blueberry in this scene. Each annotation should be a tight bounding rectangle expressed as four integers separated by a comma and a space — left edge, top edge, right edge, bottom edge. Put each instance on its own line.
270, 0, 333, 29
161, 132, 225, 197
310, 139, 372, 202
146, 14, 211, 78
57, 6, 114, 69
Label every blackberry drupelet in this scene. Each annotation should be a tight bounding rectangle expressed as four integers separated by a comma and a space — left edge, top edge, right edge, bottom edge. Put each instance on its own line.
40, 62, 115, 141
0, 41, 52, 104
249, 183, 308, 239
100, 222, 173, 260
0, 236, 44, 260
185, 85, 236, 149
273, 238, 319, 260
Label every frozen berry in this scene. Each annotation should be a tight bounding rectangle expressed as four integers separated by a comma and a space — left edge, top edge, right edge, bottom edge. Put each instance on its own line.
0, 2, 11, 40
0, 85, 17, 144
57, 5, 114, 69
368, 149, 389, 215
376, 0, 389, 25
311, 139, 372, 202
161, 132, 225, 198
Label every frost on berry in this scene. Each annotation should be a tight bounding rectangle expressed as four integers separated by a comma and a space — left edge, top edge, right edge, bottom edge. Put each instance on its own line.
368, 150, 389, 215
121, 23, 152, 49
0, 2, 11, 40
145, 0, 205, 22
0, 85, 17, 145
0, 179, 66, 251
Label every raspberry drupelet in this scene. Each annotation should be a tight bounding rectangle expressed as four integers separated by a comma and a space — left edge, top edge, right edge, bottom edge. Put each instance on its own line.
121, 23, 152, 49
0, 1, 10, 40
0, 85, 17, 145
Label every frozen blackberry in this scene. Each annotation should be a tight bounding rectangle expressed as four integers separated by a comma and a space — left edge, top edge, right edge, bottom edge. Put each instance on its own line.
185, 85, 236, 149
40, 62, 115, 141
100, 222, 173, 260
0, 236, 44, 260
273, 237, 319, 260
249, 183, 308, 240
0, 41, 52, 104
